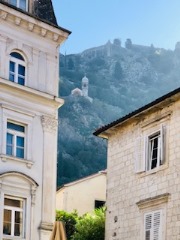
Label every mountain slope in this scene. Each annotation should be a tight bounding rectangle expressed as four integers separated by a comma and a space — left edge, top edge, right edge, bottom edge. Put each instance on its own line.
57, 39, 180, 186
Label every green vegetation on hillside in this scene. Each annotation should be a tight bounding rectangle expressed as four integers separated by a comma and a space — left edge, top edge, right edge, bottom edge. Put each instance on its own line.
57, 40, 180, 186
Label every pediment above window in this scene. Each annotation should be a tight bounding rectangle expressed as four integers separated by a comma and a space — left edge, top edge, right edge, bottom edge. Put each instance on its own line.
0, 171, 38, 187
136, 193, 170, 209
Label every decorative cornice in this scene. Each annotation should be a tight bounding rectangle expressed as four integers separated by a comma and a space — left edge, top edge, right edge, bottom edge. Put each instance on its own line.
0, 3, 69, 44
41, 115, 58, 133
0, 77, 64, 109
136, 193, 170, 209
0, 171, 39, 186
140, 110, 172, 128
0, 154, 34, 169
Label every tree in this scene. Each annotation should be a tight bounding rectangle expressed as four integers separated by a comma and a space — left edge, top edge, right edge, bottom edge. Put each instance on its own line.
56, 210, 79, 239
68, 58, 75, 70
72, 208, 105, 240
125, 38, 132, 49
113, 38, 121, 46
113, 61, 123, 80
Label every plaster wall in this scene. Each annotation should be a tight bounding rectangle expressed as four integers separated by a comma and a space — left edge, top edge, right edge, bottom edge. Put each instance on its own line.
0, 3, 67, 239
56, 173, 106, 216
0, 14, 59, 96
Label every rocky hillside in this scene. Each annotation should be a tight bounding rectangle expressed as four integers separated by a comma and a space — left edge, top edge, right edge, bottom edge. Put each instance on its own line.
57, 39, 180, 186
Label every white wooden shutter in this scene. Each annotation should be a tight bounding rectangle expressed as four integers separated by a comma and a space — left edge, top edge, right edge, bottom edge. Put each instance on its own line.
144, 210, 162, 240
145, 213, 152, 240
144, 135, 149, 171
134, 135, 145, 173
160, 125, 166, 165
153, 211, 161, 240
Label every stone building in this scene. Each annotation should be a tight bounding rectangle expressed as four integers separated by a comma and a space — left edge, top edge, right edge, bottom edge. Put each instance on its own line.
0, 0, 70, 239
94, 88, 180, 240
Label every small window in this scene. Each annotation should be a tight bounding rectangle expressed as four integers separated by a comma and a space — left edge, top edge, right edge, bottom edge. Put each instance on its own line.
144, 210, 162, 240
94, 200, 105, 209
147, 132, 161, 170
3, 196, 25, 238
9, 52, 26, 86
8, 0, 27, 11
6, 122, 25, 159
146, 125, 165, 171
135, 125, 166, 173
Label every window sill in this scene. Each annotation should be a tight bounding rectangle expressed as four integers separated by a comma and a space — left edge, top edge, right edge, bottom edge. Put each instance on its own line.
0, 154, 34, 168
140, 164, 168, 177
3, 236, 26, 240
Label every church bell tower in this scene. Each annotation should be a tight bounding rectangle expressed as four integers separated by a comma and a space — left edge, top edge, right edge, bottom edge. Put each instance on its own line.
82, 75, 89, 97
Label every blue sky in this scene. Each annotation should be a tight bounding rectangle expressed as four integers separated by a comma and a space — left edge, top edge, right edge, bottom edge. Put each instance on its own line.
52, 0, 180, 54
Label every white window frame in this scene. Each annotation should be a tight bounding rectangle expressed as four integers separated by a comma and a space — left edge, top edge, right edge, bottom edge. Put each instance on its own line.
3, 196, 26, 239
135, 125, 166, 173
147, 131, 161, 171
0, 172, 37, 240
0, 107, 34, 168
144, 210, 162, 240
8, 0, 28, 11
9, 53, 26, 85
146, 125, 165, 171
6, 121, 26, 159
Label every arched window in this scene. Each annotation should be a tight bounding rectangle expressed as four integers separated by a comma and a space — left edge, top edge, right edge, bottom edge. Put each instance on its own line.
8, 0, 27, 11
9, 52, 26, 86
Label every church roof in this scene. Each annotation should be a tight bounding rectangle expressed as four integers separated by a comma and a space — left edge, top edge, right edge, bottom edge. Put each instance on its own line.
82, 76, 88, 82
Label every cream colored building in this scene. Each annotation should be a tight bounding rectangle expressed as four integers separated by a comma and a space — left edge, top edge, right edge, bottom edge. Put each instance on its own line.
56, 171, 106, 215
94, 88, 180, 240
0, 1, 70, 239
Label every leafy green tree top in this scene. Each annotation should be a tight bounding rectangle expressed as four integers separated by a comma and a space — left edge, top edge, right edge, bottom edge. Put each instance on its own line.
56, 210, 79, 239
72, 207, 105, 240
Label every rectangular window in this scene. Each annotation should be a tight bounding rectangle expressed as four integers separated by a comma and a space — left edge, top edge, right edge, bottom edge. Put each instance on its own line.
9, 59, 25, 85
3, 197, 25, 238
18, 65, 25, 85
147, 132, 161, 170
9, 0, 17, 7
135, 125, 166, 173
144, 210, 162, 240
19, 0, 26, 10
9, 61, 15, 82
6, 122, 25, 159
8, 0, 27, 11
94, 200, 105, 209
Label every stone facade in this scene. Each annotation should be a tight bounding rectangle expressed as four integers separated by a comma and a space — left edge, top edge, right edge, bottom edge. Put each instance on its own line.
94, 89, 180, 240
0, 1, 70, 240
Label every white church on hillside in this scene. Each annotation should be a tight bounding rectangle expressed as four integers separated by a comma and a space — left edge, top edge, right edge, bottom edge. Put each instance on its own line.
0, 0, 70, 239
71, 75, 93, 102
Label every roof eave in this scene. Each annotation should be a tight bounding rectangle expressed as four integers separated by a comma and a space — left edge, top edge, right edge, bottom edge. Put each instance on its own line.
94, 87, 180, 138
0, 1, 71, 35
